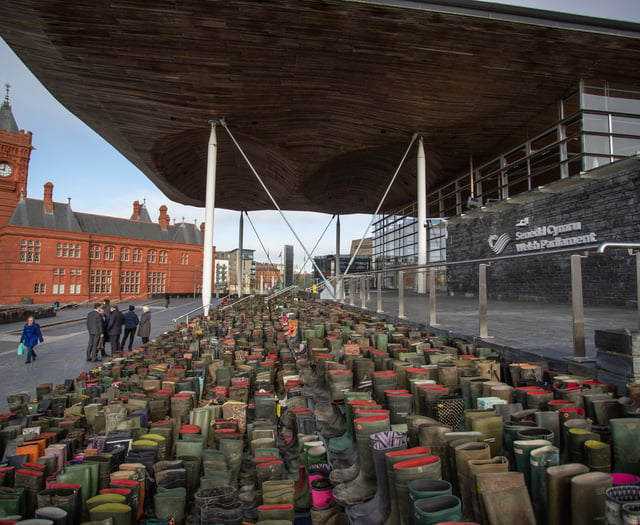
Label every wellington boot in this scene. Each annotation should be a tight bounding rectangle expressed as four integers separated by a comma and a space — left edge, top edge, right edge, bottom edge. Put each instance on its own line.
0, 489, 24, 518
534, 410, 560, 446
332, 415, 390, 506
605, 485, 640, 525
502, 421, 537, 468
571, 471, 611, 525
512, 439, 550, 490
568, 427, 599, 463
219, 438, 243, 487
453, 442, 490, 520
87, 493, 127, 511
467, 456, 508, 523
529, 445, 559, 525
546, 463, 590, 525
409, 479, 452, 503
476, 471, 535, 525
153, 486, 186, 525
263, 480, 295, 506
257, 503, 295, 522
88, 503, 132, 525
417, 424, 451, 476
310, 501, 345, 525
610, 418, 640, 475
413, 494, 462, 525
34, 506, 68, 525
584, 439, 611, 473
442, 431, 483, 490
468, 413, 503, 457
347, 430, 407, 525
393, 455, 442, 525
383, 447, 432, 525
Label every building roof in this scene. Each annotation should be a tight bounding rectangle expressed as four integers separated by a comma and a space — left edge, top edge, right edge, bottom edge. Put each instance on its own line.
0, 87, 19, 134
9, 197, 204, 245
1, 1, 639, 215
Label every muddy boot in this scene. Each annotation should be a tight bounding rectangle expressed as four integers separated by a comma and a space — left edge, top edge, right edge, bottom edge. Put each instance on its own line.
476, 471, 535, 525
571, 471, 612, 525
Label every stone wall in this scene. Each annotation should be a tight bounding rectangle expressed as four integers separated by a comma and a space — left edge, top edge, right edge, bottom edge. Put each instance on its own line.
445, 157, 640, 306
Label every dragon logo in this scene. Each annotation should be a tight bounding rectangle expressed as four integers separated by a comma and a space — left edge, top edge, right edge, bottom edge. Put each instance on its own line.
488, 233, 512, 254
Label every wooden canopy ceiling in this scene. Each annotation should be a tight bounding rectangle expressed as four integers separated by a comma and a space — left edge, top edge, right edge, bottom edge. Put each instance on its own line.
1, 0, 639, 214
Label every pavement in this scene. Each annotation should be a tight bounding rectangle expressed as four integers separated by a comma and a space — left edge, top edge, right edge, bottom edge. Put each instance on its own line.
0, 291, 637, 411
0, 297, 210, 412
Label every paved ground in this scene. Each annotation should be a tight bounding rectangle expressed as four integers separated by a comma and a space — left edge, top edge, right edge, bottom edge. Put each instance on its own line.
0, 298, 208, 412
1, 291, 637, 410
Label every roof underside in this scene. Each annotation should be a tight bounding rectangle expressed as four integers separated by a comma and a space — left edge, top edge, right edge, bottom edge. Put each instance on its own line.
1, 0, 639, 214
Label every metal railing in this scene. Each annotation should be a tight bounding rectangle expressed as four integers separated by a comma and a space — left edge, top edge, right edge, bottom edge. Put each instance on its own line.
266, 285, 299, 302
326, 241, 640, 359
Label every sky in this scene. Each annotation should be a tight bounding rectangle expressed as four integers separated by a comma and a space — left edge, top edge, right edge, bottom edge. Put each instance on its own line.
1, 0, 639, 269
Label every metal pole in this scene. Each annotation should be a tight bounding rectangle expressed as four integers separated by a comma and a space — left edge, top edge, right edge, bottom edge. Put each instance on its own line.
237, 212, 244, 298
202, 122, 217, 316
398, 270, 405, 319
360, 276, 367, 309
377, 274, 383, 314
335, 215, 341, 300
571, 254, 586, 358
479, 263, 490, 338
349, 277, 355, 306
417, 137, 427, 294
429, 268, 438, 326
636, 252, 640, 331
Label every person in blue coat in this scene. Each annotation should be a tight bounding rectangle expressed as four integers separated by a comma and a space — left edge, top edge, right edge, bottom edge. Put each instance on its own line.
20, 315, 44, 364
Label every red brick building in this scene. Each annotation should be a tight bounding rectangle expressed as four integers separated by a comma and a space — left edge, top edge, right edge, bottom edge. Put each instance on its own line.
0, 90, 210, 306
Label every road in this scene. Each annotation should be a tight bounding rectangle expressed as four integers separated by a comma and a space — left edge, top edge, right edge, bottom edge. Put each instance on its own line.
0, 298, 210, 412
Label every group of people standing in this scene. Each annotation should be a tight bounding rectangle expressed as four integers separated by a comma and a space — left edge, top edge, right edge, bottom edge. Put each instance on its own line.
86, 301, 151, 362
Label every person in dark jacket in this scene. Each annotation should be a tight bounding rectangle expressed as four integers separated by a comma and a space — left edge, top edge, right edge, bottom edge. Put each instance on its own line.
137, 305, 151, 345
86, 303, 104, 362
106, 305, 125, 355
121, 305, 140, 350
20, 316, 44, 364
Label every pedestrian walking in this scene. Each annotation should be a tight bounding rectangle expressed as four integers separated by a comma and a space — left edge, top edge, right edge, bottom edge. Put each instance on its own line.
165, 293, 170, 308
121, 305, 139, 350
106, 305, 125, 355
138, 305, 151, 344
20, 316, 44, 364
86, 303, 104, 362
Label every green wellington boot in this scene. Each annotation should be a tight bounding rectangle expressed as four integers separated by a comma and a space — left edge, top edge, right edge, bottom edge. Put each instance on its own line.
610, 418, 640, 475
332, 414, 390, 506
154, 486, 187, 525
454, 442, 491, 520
584, 439, 611, 473
88, 503, 133, 525
512, 439, 551, 491
571, 471, 612, 525
529, 445, 559, 525
413, 494, 462, 525
468, 456, 509, 524
394, 455, 442, 525
546, 463, 590, 525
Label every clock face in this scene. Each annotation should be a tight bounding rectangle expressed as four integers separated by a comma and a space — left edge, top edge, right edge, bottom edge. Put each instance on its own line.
0, 163, 12, 177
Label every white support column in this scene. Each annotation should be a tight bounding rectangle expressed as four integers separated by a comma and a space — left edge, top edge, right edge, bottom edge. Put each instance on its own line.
335, 215, 341, 300
202, 122, 218, 317
237, 212, 244, 298
417, 137, 427, 294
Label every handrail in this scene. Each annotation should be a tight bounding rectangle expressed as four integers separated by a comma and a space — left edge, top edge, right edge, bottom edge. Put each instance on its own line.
266, 285, 299, 302
333, 240, 640, 359
219, 294, 256, 311
172, 303, 215, 325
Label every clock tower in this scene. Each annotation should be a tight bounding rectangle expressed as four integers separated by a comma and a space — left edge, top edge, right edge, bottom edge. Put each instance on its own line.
0, 83, 33, 227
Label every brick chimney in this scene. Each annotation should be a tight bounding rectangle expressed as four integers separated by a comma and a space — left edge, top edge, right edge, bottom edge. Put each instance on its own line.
132, 200, 140, 221
43, 182, 54, 214
159, 205, 170, 230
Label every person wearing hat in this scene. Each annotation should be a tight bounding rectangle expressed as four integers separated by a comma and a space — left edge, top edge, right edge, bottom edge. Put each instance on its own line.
138, 305, 151, 345
121, 305, 140, 351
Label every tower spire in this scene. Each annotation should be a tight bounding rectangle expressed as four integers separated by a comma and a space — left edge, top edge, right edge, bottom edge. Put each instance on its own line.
0, 82, 19, 133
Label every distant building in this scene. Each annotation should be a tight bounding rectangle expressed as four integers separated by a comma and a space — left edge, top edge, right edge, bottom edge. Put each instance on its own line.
255, 262, 283, 294
220, 248, 255, 296
0, 90, 209, 305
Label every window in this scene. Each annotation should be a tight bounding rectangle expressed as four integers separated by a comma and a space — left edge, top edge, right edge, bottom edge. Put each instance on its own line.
120, 248, 130, 262
147, 271, 166, 293
55, 243, 81, 258
90, 245, 101, 260
147, 250, 157, 263
90, 269, 112, 294
133, 248, 143, 262
104, 246, 115, 260
33, 283, 45, 294
20, 240, 41, 263
120, 271, 141, 294
180, 252, 189, 265
159, 250, 168, 263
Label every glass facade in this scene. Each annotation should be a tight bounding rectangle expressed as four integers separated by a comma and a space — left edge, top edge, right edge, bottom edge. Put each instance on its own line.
372, 81, 640, 288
